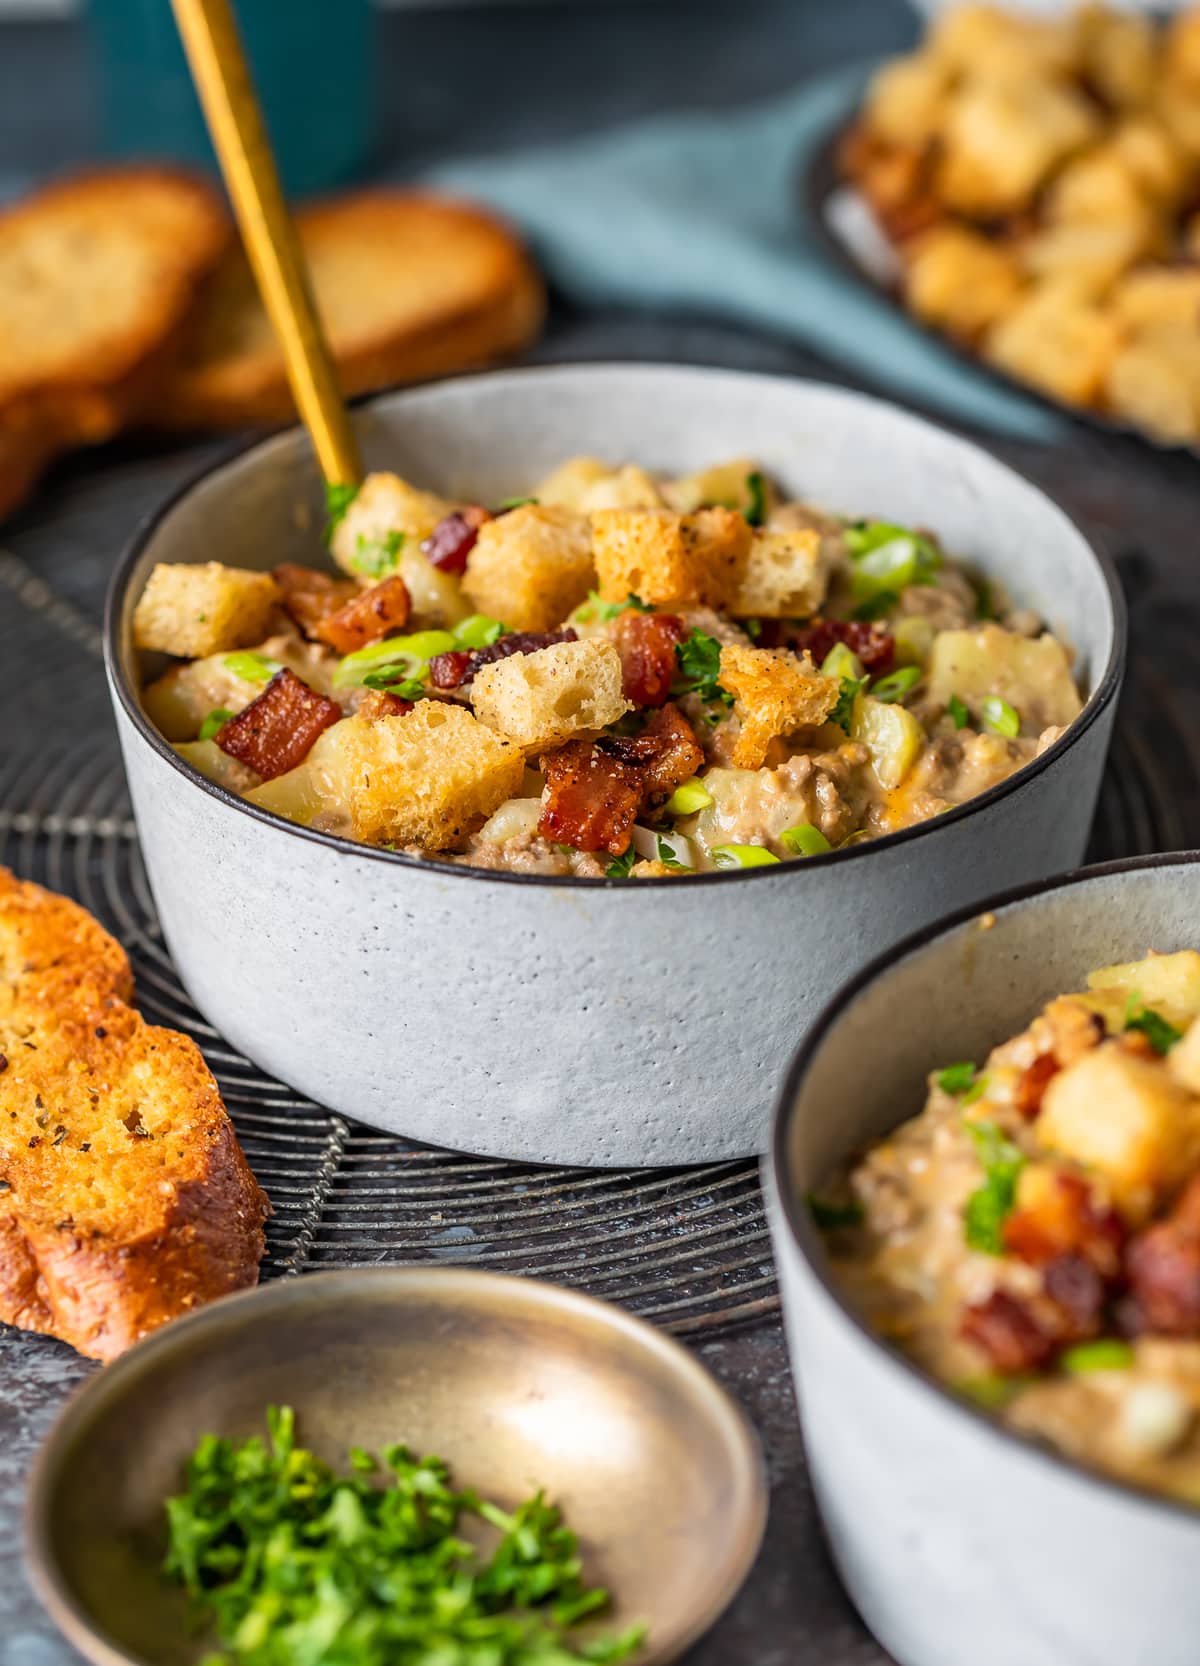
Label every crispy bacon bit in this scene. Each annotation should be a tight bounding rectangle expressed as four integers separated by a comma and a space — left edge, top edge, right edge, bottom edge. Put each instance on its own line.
1042, 1253, 1106, 1342
960, 1291, 1055, 1373
357, 689, 414, 720
420, 505, 491, 574
1014, 1052, 1059, 1119
1003, 1171, 1124, 1279
613, 611, 686, 706
273, 562, 358, 639
1125, 1175, 1200, 1337
768, 617, 895, 675
429, 629, 577, 691
314, 574, 411, 656
538, 742, 640, 855
597, 702, 704, 802
215, 668, 341, 781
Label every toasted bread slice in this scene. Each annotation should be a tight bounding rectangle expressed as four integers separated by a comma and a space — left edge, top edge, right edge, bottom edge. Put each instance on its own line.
149, 192, 545, 429
0, 869, 268, 1361
0, 167, 230, 521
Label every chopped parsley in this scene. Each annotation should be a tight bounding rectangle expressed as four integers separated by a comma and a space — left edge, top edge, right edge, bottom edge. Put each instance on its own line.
947, 693, 970, 730
1123, 992, 1183, 1054
829, 675, 868, 733
199, 707, 234, 742
807, 1193, 865, 1230
162, 1406, 644, 1666
323, 481, 359, 544
362, 671, 426, 699
351, 529, 404, 580
962, 1118, 1024, 1256
936, 1060, 978, 1096
578, 591, 653, 624
605, 849, 637, 879
654, 835, 689, 872
744, 470, 767, 528
674, 629, 733, 709
499, 495, 539, 510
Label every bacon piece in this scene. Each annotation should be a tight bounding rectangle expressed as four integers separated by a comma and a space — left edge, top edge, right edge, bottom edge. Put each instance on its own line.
1125, 1175, 1200, 1337
420, 505, 491, 574
768, 617, 895, 675
1042, 1253, 1106, 1343
357, 689, 413, 720
613, 611, 685, 706
960, 1291, 1055, 1373
537, 742, 640, 855
273, 562, 358, 639
428, 629, 577, 691
313, 574, 411, 656
1014, 1051, 1059, 1119
597, 702, 704, 802
215, 668, 341, 781
1003, 1171, 1124, 1279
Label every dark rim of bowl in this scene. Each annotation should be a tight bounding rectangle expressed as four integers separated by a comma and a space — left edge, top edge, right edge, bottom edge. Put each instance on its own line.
104, 362, 1127, 890
772, 846, 1200, 1531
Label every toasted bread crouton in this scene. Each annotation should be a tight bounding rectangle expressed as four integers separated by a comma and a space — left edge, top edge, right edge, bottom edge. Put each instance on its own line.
335, 699, 524, 849
983, 282, 1122, 407
936, 78, 1098, 217
471, 638, 630, 753
0, 868, 267, 1361
331, 471, 457, 580
591, 506, 751, 610
732, 528, 831, 620
718, 644, 839, 768
132, 562, 281, 659
903, 225, 1025, 340
463, 504, 594, 632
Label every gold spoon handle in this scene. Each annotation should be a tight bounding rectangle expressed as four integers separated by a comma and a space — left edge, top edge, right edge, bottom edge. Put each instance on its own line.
170, 0, 362, 487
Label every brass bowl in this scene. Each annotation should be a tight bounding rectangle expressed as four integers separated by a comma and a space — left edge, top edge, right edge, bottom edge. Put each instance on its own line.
25, 1268, 766, 1666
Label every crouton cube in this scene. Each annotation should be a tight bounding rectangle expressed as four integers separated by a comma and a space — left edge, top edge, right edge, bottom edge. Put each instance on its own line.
535, 456, 615, 509
591, 506, 750, 610
462, 504, 594, 632
1165, 8, 1200, 87
333, 699, 524, 850
904, 226, 1025, 341
983, 283, 1122, 407
1039, 1043, 1200, 1221
1111, 270, 1200, 332
936, 80, 1098, 216
865, 51, 952, 148
133, 562, 280, 659
718, 645, 839, 769
1110, 118, 1192, 207
1020, 218, 1156, 293
471, 638, 630, 753
929, 6, 1077, 81
732, 529, 830, 620
331, 471, 457, 580
1077, 7, 1157, 111
1106, 330, 1200, 446
534, 457, 665, 512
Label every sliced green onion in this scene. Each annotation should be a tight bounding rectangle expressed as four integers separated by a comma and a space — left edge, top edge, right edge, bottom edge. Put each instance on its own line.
453, 614, 507, 649
948, 693, 970, 730
780, 823, 833, 858
1061, 1339, 1135, 1375
744, 470, 767, 528
323, 480, 359, 543
846, 521, 941, 605
363, 674, 426, 700
350, 529, 404, 580
807, 1194, 865, 1230
961, 1072, 990, 1108
665, 778, 714, 816
870, 665, 921, 704
937, 1061, 977, 1095
333, 630, 456, 690
711, 844, 781, 870
1123, 993, 1183, 1055
199, 707, 234, 742
982, 696, 1021, 739
223, 652, 281, 684
956, 1373, 1029, 1409
498, 495, 538, 510
820, 642, 865, 681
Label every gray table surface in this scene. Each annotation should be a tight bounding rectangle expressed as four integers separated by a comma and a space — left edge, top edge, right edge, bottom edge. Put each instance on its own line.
3, 6, 1200, 1666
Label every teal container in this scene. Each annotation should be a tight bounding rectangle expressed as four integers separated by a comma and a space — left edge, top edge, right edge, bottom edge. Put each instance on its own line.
86, 0, 375, 198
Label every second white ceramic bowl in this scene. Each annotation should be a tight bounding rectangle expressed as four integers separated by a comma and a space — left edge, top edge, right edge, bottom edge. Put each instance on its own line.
105, 364, 1123, 1166
767, 853, 1200, 1666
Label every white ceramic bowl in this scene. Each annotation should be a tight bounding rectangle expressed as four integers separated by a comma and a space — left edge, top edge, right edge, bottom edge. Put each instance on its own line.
767, 853, 1200, 1666
105, 364, 1124, 1166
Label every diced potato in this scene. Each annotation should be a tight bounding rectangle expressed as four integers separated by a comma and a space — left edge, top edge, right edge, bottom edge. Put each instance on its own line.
865, 52, 952, 147
242, 723, 347, 828
574, 466, 665, 512
463, 504, 594, 632
591, 506, 750, 610
1039, 1042, 1200, 1220
173, 740, 261, 795
936, 79, 1098, 216
685, 766, 821, 864
397, 546, 470, 629
535, 456, 618, 510
133, 562, 281, 660
470, 638, 630, 754
333, 700, 524, 850
732, 529, 830, 620
476, 797, 544, 845
851, 694, 923, 790
892, 616, 936, 668
904, 226, 1025, 340
926, 625, 1083, 732
983, 282, 1123, 407
662, 458, 769, 517
330, 472, 456, 579
1088, 952, 1200, 1029
719, 645, 839, 769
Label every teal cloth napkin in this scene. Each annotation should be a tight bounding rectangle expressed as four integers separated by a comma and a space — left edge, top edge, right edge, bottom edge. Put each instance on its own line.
427, 63, 1061, 442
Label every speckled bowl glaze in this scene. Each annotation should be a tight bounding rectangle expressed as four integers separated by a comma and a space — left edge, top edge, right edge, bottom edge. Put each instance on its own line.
105, 364, 1124, 1166
767, 853, 1200, 1666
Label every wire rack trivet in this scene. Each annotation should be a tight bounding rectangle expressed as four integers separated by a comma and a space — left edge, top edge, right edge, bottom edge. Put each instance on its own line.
0, 708, 1185, 1338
